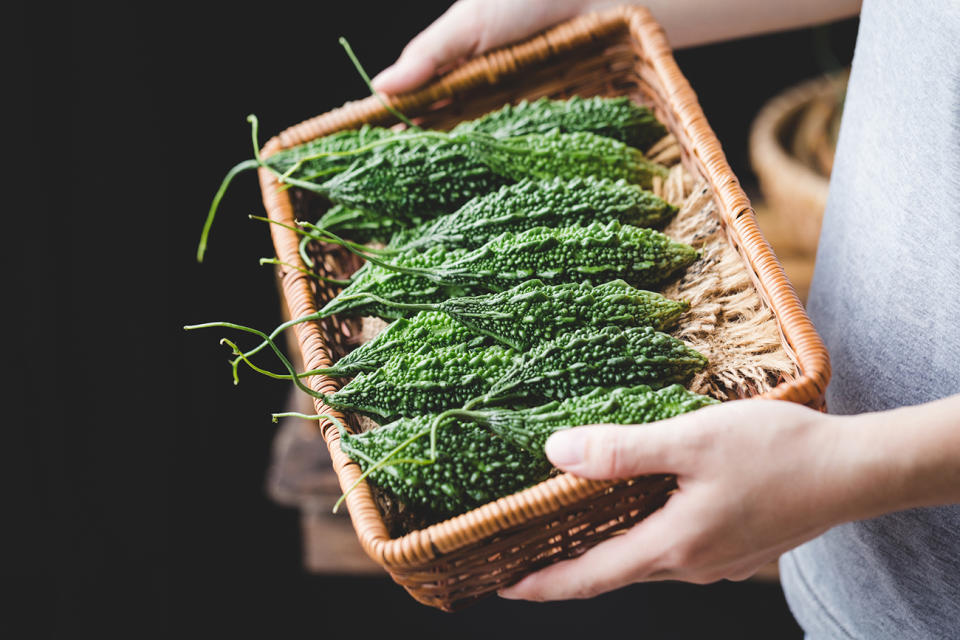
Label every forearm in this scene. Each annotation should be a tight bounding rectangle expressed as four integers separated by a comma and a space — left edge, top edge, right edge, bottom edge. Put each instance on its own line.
833, 395, 960, 522
583, 0, 862, 49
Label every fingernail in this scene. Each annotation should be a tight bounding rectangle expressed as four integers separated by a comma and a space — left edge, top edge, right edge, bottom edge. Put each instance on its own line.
497, 588, 520, 600
545, 430, 585, 467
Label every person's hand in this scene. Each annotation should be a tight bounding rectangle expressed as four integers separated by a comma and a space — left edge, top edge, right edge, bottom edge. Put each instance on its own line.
371, 0, 591, 95
371, 0, 864, 95
499, 398, 863, 601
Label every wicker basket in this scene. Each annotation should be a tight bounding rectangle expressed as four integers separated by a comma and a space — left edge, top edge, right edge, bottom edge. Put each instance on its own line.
749, 71, 848, 257
255, 6, 830, 611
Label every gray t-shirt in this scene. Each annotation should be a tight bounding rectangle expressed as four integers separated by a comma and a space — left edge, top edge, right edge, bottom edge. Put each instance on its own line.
778, 0, 960, 637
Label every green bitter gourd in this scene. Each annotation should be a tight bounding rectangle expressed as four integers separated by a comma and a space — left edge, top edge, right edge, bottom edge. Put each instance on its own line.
324, 343, 516, 423
296, 130, 669, 230
317, 220, 699, 318
325, 324, 707, 420
442, 384, 718, 456
331, 279, 688, 351
480, 325, 708, 407
386, 176, 677, 252
338, 383, 715, 521
313, 311, 487, 378
451, 95, 668, 151
338, 414, 553, 522
319, 244, 473, 319
236, 279, 687, 379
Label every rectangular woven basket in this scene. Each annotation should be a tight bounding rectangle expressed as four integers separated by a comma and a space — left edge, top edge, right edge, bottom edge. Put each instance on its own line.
256, 6, 830, 611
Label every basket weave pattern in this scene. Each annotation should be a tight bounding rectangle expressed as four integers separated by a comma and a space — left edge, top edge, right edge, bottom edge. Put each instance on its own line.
255, 6, 830, 611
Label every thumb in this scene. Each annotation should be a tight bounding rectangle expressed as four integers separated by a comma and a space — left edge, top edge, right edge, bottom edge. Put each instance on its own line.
545, 419, 692, 480
372, 0, 585, 95
371, 2, 483, 94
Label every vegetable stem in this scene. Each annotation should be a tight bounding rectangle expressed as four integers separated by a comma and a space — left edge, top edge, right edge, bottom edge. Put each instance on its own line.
299, 235, 315, 268
276, 130, 445, 182
258, 257, 352, 286
338, 36, 417, 130
233, 289, 433, 376
183, 321, 327, 402
197, 159, 259, 263
327, 292, 437, 314
312, 227, 452, 283
270, 412, 349, 438
296, 219, 400, 256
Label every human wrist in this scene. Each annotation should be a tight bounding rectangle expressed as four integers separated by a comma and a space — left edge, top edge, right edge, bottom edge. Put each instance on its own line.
822, 411, 912, 524
829, 400, 960, 523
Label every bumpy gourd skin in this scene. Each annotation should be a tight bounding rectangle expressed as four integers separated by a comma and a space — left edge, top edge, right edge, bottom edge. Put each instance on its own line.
319, 139, 509, 227
451, 95, 668, 151
320, 245, 472, 319
439, 279, 688, 350
273, 96, 665, 185
456, 384, 719, 455
319, 280, 685, 374
339, 416, 554, 521
484, 325, 708, 405
325, 344, 516, 423
323, 312, 486, 377
338, 384, 716, 521
265, 124, 396, 178
435, 220, 699, 290
389, 176, 677, 251
322, 221, 698, 318
315, 204, 404, 244
465, 130, 668, 189
315, 130, 667, 229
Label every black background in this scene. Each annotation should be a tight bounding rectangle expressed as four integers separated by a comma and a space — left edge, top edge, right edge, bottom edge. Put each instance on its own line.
14, 2, 857, 637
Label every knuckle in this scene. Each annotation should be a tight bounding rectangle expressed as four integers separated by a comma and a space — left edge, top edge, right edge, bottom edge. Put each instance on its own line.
668, 404, 730, 463
584, 428, 628, 476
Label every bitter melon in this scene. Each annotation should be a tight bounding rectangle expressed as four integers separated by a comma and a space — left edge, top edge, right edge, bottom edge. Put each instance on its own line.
481, 325, 708, 406
199, 98, 672, 259
325, 324, 706, 421
318, 221, 698, 318
314, 135, 509, 227
387, 176, 677, 251
442, 384, 719, 456
338, 384, 715, 521
411, 219, 698, 290
338, 414, 553, 521
319, 244, 473, 319
242, 279, 686, 381
314, 311, 486, 378
265, 124, 396, 179
313, 204, 404, 245
281, 129, 669, 229
338, 279, 688, 350
306, 279, 686, 378
451, 95, 668, 150
324, 343, 516, 423
462, 129, 668, 188
280, 96, 665, 184
438, 279, 688, 350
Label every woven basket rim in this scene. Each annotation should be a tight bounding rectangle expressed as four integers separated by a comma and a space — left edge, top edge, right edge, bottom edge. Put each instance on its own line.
254, 5, 831, 570
748, 70, 848, 196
